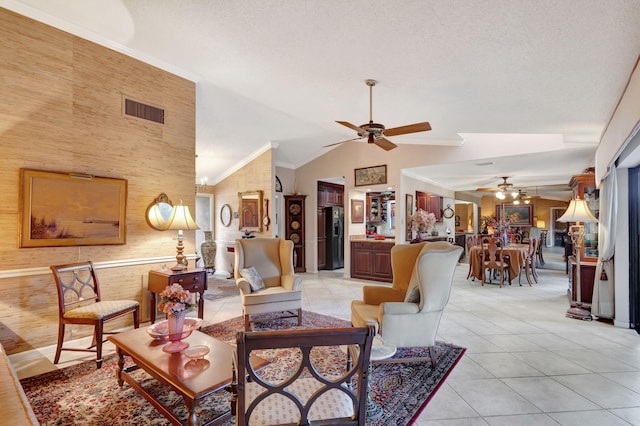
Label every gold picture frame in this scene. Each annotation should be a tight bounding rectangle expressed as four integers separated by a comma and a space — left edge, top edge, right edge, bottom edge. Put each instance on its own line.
354, 165, 387, 187
406, 194, 414, 241
20, 169, 127, 247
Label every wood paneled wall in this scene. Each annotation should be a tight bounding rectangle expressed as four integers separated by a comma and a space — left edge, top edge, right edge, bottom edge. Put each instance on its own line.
0, 9, 196, 354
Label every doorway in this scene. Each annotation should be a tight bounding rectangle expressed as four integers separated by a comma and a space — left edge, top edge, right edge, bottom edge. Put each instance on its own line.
549, 207, 568, 248
317, 180, 345, 270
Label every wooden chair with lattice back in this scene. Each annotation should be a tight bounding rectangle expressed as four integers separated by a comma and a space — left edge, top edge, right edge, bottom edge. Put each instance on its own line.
480, 238, 510, 287
50, 261, 140, 368
233, 326, 375, 425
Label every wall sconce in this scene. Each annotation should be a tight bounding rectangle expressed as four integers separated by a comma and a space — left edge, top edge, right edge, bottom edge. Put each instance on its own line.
164, 200, 199, 271
558, 198, 598, 320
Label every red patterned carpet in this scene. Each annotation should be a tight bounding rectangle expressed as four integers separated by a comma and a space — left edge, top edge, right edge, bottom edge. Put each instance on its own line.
21, 312, 465, 425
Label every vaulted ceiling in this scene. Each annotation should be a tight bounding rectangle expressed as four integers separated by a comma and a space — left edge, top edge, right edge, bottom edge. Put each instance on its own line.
6, 0, 640, 200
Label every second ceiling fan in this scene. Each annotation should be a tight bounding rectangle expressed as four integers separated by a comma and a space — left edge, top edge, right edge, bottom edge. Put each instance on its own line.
324, 79, 432, 151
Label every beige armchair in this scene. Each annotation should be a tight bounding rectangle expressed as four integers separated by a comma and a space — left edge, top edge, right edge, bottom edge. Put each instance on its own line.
234, 238, 303, 331
351, 241, 462, 366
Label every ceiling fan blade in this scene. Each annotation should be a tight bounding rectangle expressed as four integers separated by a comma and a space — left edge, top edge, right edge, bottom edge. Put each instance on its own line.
475, 188, 499, 192
383, 122, 431, 137
335, 121, 365, 133
373, 137, 397, 151
322, 137, 363, 148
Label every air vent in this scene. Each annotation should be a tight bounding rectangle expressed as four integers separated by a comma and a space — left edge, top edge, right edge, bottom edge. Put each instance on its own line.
124, 98, 165, 124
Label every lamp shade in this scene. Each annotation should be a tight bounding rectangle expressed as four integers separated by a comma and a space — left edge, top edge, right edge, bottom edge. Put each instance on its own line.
557, 198, 597, 223
536, 220, 546, 229
165, 203, 199, 230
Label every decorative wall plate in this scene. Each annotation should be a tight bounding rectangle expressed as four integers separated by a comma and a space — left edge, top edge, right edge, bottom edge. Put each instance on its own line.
289, 203, 301, 215
291, 220, 300, 230
290, 233, 300, 244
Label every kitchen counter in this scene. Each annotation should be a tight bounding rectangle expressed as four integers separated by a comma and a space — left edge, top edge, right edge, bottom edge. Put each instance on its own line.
350, 235, 396, 243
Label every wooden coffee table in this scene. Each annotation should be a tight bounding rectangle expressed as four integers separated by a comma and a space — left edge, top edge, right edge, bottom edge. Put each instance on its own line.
109, 328, 267, 426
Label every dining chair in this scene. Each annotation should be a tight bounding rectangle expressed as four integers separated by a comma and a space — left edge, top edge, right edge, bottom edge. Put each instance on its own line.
537, 230, 547, 266
466, 235, 478, 279
50, 261, 140, 368
480, 239, 510, 287
519, 238, 538, 285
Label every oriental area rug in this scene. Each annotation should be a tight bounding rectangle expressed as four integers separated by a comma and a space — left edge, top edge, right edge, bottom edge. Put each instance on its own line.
21, 312, 465, 425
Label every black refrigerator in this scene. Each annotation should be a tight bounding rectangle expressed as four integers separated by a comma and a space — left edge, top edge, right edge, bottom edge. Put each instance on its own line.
325, 206, 344, 269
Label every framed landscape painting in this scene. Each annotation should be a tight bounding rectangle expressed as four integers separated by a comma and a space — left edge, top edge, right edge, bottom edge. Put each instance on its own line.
496, 204, 533, 226
20, 169, 127, 247
354, 165, 387, 187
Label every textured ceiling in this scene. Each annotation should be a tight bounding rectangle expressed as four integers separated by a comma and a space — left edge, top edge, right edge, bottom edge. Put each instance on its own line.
6, 0, 640, 199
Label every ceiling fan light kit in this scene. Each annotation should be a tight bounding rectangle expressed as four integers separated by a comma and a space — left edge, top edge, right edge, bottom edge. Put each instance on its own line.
325, 79, 432, 151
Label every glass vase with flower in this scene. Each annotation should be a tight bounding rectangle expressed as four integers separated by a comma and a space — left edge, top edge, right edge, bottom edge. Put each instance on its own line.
410, 209, 437, 242
158, 283, 196, 353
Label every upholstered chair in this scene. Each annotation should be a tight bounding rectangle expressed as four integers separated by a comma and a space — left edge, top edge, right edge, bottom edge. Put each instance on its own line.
351, 241, 462, 366
357, 241, 427, 307
234, 238, 303, 331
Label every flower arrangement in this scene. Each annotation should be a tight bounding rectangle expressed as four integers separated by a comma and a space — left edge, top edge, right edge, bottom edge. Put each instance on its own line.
158, 283, 195, 314
482, 215, 511, 234
410, 209, 437, 233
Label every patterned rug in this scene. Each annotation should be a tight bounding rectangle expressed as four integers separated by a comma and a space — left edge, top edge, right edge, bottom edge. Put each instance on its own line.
21, 312, 465, 425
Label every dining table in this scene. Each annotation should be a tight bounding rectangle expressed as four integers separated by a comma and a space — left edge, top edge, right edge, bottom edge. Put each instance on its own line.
468, 243, 529, 284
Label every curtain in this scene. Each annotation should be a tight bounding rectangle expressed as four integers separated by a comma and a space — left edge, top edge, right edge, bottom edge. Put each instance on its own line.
593, 164, 617, 318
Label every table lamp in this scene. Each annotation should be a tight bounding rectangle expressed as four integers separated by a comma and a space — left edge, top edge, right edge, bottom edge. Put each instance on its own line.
558, 198, 598, 320
164, 200, 199, 271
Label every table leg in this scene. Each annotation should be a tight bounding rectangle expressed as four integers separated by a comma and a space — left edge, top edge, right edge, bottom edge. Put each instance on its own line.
115, 347, 124, 387
149, 292, 157, 323
184, 398, 198, 426
197, 290, 204, 320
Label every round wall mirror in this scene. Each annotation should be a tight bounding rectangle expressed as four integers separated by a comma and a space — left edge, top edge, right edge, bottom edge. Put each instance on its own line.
146, 193, 173, 230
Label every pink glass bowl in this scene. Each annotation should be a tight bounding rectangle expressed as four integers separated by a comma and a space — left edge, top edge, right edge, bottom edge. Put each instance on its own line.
147, 318, 203, 342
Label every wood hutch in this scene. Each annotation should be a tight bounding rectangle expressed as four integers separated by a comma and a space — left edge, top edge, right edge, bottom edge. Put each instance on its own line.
567, 168, 599, 310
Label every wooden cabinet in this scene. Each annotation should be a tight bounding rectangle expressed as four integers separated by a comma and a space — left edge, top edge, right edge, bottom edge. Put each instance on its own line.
148, 269, 207, 323
285, 195, 306, 272
350, 241, 394, 283
569, 257, 596, 309
416, 191, 443, 221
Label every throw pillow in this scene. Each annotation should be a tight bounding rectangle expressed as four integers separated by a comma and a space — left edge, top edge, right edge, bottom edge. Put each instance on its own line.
240, 266, 265, 291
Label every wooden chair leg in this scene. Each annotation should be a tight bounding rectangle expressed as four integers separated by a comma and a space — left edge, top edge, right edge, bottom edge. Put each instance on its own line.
429, 345, 437, 368
297, 308, 302, 326
54, 322, 65, 364
244, 314, 250, 331
96, 322, 104, 369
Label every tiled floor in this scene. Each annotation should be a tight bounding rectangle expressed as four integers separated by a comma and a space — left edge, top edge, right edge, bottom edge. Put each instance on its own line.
10, 248, 640, 425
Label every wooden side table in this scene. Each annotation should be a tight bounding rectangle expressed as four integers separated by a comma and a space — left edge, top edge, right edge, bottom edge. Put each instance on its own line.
148, 268, 207, 323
